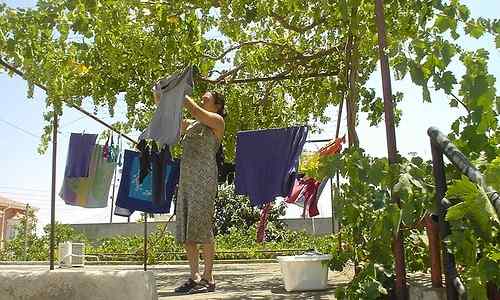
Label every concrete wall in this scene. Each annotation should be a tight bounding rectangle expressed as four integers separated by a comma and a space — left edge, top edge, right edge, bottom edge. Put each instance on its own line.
68, 217, 336, 241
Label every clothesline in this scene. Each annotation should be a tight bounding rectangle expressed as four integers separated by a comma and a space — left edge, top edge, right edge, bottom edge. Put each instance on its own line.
0, 57, 138, 145
1, 56, 345, 272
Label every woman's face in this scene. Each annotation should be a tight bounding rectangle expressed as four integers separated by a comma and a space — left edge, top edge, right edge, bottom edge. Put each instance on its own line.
201, 92, 217, 112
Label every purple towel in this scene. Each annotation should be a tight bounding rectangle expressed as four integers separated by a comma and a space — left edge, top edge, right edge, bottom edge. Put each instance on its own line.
235, 126, 308, 206
65, 133, 98, 178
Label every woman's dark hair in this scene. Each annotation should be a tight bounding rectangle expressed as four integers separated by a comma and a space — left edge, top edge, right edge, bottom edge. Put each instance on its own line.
212, 91, 225, 118
212, 91, 226, 181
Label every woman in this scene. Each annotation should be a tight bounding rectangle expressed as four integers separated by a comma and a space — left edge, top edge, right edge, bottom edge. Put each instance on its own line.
173, 91, 225, 294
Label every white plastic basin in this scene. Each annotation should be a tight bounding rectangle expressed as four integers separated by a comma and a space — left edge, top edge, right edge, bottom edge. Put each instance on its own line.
277, 254, 332, 292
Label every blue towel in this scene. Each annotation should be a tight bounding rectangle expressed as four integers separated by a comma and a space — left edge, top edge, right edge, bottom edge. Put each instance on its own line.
235, 126, 308, 206
115, 149, 179, 215
64, 133, 98, 177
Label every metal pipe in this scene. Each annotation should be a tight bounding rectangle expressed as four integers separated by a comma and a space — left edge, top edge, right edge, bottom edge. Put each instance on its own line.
0, 208, 5, 250
24, 204, 29, 261
305, 138, 333, 143
49, 113, 58, 270
428, 127, 500, 215
109, 166, 117, 223
144, 214, 148, 271
374, 0, 407, 298
430, 141, 459, 300
330, 177, 335, 234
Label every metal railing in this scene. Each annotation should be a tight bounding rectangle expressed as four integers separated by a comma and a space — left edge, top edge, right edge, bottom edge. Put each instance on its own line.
83, 248, 309, 262
428, 127, 500, 300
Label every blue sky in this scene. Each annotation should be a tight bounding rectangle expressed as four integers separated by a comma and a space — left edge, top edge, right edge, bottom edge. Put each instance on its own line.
0, 0, 498, 231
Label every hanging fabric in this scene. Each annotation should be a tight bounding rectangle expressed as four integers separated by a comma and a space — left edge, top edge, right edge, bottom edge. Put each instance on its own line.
318, 136, 345, 157
218, 162, 235, 184
285, 176, 329, 218
114, 149, 180, 216
64, 133, 98, 178
256, 203, 272, 243
139, 67, 194, 146
60, 144, 116, 208
136, 139, 151, 184
102, 134, 110, 161
235, 126, 308, 206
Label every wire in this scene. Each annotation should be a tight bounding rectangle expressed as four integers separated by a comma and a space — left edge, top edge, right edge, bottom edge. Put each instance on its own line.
59, 116, 86, 128
0, 186, 49, 193
0, 116, 40, 139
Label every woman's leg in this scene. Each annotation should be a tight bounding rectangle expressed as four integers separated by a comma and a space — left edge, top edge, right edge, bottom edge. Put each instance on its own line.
201, 241, 215, 283
185, 241, 201, 281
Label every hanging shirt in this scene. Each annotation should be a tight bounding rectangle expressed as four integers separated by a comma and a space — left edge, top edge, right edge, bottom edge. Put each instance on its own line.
59, 145, 116, 208
235, 126, 308, 206
114, 149, 179, 215
318, 136, 345, 157
256, 203, 272, 243
64, 133, 98, 178
139, 67, 193, 146
285, 177, 322, 218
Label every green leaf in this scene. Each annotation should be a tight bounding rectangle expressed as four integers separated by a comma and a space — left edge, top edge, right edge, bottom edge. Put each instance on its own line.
458, 5, 470, 21
435, 15, 451, 33
435, 71, 457, 94
446, 202, 469, 221
485, 157, 500, 191
465, 21, 485, 39
496, 35, 500, 49
386, 204, 402, 237
409, 62, 426, 85
451, 119, 460, 134
422, 85, 431, 102
447, 178, 499, 237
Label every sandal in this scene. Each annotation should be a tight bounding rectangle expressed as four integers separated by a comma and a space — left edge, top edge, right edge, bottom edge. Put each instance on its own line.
188, 278, 216, 294
174, 278, 198, 293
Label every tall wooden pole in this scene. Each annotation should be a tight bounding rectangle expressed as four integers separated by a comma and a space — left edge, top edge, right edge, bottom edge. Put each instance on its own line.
374, 0, 407, 298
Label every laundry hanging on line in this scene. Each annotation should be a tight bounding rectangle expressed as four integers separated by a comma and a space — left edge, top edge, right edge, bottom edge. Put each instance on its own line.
114, 149, 180, 217
318, 136, 345, 157
139, 67, 194, 146
60, 135, 117, 208
218, 162, 235, 184
256, 203, 272, 243
286, 176, 329, 218
283, 135, 345, 217
234, 126, 308, 206
64, 133, 97, 178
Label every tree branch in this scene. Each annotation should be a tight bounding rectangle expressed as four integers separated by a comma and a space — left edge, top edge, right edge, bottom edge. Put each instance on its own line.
197, 69, 339, 85
202, 40, 286, 61
271, 13, 326, 33
290, 46, 341, 63
450, 92, 471, 114
213, 64, 245, 82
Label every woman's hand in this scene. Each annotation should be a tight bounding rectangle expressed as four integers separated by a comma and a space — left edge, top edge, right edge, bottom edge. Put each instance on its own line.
183, 95, 224, 141
153, 92, 160, 105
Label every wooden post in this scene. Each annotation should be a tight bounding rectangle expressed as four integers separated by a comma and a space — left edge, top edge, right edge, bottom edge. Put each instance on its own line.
425, 214, 442, 288
374, 0, 407, 298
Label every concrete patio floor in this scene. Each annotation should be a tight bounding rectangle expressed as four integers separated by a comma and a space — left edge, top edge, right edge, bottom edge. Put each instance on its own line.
0, 263, 354, 299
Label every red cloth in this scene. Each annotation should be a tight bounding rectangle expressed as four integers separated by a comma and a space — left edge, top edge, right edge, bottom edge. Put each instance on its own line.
256, 203, 272, 243
318, 136, 345, 157
285, 177, 320, 218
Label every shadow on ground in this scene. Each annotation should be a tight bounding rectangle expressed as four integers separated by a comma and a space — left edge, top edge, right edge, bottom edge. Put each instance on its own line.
155, 264, 351, 299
